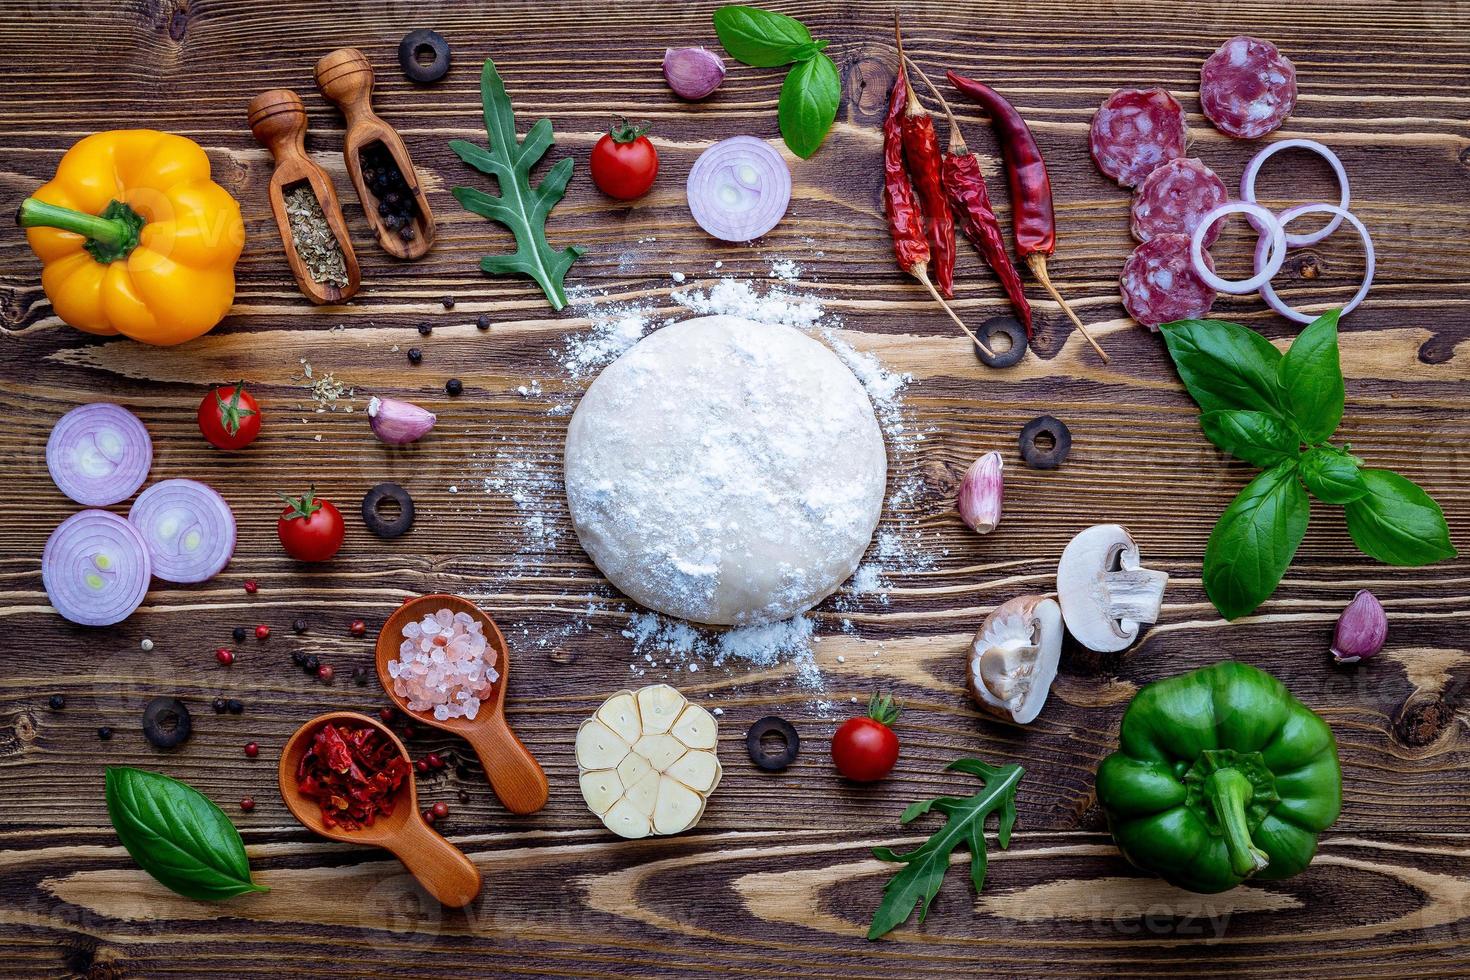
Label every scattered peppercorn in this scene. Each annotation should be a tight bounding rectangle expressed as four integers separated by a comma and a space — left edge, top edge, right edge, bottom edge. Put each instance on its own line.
476, 314, 491, 330
318, 664, 335, 683
254, 624, 270, 641
216, 648, 235, 666
441, 295, 455, 309
304, 654, 320, 674
431, 801, 449, 819
422, 809, 436, 825
213, 697, 228, 714
379, 707, 396, 723
226, 699, 245, 715
415, 759, 430, 774
445, 378, 463, 396
426, 752, 444, 770
350, 619, 367, 637
292, 651, 308, 668
455, 764, 471, 780
352, 665, 369, 686
98, 726, 113, 740
244, 742, 259, 758
140, 637, 154, 652
48, 694, 65, 710
240, 797, 256, 812
232, 626, 247, 643
418, 323, 432, 336
293, 618, 308, 634
244, 580, 258, 594
407, 347, 423, 365
402, 725, 417, 739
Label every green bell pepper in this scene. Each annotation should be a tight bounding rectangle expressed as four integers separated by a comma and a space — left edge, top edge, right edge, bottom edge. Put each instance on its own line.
1095, 661, 1341, 893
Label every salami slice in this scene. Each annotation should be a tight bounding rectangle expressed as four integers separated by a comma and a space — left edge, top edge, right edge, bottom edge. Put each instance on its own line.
1200, 36, 1297, 139
1090, 88, 1188, 187
1130, 158, 1229, 245
1119, 234, 1216, 330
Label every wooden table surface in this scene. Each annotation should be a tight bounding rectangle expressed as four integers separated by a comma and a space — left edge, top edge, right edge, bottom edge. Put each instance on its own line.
3, 0, 1468, 976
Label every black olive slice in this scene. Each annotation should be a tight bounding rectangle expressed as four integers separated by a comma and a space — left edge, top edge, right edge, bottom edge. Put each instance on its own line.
746, 716, 800, 771
974, 316, 1028, 369
1019, 415, 1072, 469
398, 29, 451, 84
362, 483, 415, 539
142, 697, 192, 749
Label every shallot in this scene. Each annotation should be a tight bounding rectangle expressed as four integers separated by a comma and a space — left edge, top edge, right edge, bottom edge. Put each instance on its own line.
368, 395, 436, 445
663, 47, 725, 100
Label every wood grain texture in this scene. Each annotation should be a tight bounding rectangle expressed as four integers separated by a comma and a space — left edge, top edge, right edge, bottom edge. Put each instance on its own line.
1, 0, 1468, 976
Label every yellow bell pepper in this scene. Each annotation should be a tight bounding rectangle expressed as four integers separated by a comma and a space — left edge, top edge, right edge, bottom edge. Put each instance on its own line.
19, 130, 245, 346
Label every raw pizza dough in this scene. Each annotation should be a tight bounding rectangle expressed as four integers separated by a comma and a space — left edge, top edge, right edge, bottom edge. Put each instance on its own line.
564, 315, 887, 626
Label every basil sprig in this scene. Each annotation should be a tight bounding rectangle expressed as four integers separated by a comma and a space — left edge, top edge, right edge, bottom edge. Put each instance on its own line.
1161, 310, 1456, 621
713, 5, 840, 159
106, 767, 267, 901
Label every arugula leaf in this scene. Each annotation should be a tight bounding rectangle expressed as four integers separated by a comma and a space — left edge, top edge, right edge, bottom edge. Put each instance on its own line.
1203, 462, 1311, 621
450, 58, 585, 311
1199, 410, 1300, 468
1300, 446, 1367, 504
868, 758, 1023, 940
778, 53, 841, 159
714, 5, 814, 67
1159, 319, 1287, 417
105, 767, 267, 901
1344, 469, 1458, 565
1279, 310, 1344, 442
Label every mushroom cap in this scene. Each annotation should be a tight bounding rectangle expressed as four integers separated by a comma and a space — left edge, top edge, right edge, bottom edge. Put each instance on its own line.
1056, 524, 1164, 653
968, 595, 1063, 724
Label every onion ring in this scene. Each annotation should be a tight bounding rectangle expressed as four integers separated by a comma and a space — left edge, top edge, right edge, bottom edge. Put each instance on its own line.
1240, 139, 1350, 247
1255, 204, 1376, 325
42, 509, 151, 626
1191, 202, 1285, 295
686, 136, 791, 242
46, 403, 152, 506
128, 479, 237, 583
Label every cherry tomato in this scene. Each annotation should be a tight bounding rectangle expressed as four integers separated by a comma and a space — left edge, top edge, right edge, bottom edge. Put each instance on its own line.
198, 382, 260, 451
276, 488, 344, 562
831, 693, 901, 782
590, 118, 658, 200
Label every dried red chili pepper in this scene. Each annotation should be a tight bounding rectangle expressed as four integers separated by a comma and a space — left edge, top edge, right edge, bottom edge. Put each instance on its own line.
296, 721, 409, 831
907, 61, 1033, 336
893, 19, 955, 299
882, 51, 987, 353
946, 71, 1108, 362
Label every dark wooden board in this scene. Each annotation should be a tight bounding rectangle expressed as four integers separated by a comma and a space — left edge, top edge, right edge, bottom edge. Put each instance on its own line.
1, 0, 1468, 976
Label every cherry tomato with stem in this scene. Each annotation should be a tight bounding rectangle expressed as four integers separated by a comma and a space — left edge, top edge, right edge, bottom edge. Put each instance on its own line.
276, 488, 344, 562
590, 118, 659, 200
831, 693, 901, 782
198, 382, 260, 450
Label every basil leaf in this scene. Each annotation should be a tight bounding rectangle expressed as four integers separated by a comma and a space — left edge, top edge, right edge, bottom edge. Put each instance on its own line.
778, 52, 840, 159
714, 5, 814, 67
106, 767, 267, 901
1160, 319, 1286, 417
1343, 468, 1458, 566
1199, 410, 1300, 468
1299, 446, 1367, 504
789, 39, 830, 61
1203, 463, 1311, 620
1279, 309, 1344, 442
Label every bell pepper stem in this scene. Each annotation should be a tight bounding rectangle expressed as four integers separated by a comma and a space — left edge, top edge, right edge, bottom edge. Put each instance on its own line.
1205, 768, 1270, 878
17, 198, 132, 249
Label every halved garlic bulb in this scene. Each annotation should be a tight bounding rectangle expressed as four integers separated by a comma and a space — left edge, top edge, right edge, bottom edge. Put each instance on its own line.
576, 684, 722, 838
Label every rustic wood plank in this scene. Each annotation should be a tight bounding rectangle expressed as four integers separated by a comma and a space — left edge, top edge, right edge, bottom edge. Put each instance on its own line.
1, 0, 1468, 975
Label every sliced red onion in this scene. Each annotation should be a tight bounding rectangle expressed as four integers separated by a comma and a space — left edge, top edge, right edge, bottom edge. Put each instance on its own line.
1191, 201, 1285, 295
686, 136, 791, 243
1240, 139, 1350, 247
43, 509, 151, 626
128, 479, 236, 583
1256, 203, 1376, 324
46, 403, 152, 506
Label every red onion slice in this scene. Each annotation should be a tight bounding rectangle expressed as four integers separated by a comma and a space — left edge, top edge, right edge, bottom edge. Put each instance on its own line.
46, 403, 152, 506
1256, 203, 1376, 325
1191, 201, 1286, 295
1240, 139, 1350, 247
43, 509, 151, 626
686, 136, 791, 243
128, 479, 237, 583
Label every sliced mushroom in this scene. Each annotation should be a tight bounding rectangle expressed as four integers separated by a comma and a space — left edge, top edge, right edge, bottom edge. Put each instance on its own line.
968, 595, 1063, 724
1056, 524, 1168, 653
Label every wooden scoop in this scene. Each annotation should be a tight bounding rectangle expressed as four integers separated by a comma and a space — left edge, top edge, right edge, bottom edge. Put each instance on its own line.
377, 594, 549, 815
278, 711, 482, 908
247, 89, 361, 305
315, 47, 435, 260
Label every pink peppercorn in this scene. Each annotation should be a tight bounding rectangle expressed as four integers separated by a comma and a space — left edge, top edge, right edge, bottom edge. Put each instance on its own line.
240, 797, 256, 811
244, 581, 258, 594
216, 648, 234, 666
244, 742, 259, 758
318, 664, 335, 683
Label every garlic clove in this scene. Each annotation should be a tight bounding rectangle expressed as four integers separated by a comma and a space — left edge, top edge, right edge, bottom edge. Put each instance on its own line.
367, 395, 437, 445
1332, 589, 1386, 663
957, 451, 1004, 534
662, 46, 726, 101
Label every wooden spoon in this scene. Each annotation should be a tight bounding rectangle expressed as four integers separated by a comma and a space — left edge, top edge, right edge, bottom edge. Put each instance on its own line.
246, 89, 361, 305
314, 47, 435, 260
277, 711, 481, 908
376, 595, 549, 815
